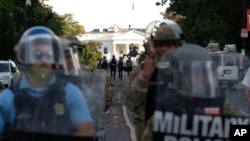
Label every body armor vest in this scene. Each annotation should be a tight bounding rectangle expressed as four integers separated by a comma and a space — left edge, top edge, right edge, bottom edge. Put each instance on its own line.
12, 77, 74, 135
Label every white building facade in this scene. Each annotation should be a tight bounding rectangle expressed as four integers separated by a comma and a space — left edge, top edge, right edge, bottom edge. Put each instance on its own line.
77, 29, 145, 61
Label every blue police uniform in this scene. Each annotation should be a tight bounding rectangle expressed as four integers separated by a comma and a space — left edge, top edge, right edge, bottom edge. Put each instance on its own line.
0, 75, 93, 134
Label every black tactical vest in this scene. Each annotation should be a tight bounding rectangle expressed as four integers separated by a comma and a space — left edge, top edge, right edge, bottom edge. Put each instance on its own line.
145, 67, 179, 124
145, 68, 158, 123
11, 77, 74, 135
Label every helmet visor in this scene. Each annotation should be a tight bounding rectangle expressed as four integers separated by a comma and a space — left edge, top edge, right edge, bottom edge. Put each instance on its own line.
63, 48, 79, 75
19, 34, 56, 65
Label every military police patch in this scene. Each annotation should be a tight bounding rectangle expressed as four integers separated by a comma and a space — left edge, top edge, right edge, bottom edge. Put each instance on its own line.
54, 103, 65, 115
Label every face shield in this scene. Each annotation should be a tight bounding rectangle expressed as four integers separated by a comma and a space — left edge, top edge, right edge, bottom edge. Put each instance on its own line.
172, 61, 219, 98
17, 34, 57, 65
71, 46, 81, 68
63, 48, 79, 75
153, 46, 250, 141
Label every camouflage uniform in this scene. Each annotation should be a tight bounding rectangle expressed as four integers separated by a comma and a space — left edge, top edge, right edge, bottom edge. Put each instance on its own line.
141, 44, 247, 141
125, 63, 151, 141
126, 18, 185, 141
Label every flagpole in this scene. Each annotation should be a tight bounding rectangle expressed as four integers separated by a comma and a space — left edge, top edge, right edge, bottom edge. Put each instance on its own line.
132, 0, 134, 29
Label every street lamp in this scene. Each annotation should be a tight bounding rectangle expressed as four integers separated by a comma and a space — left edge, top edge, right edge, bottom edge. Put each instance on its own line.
24, 0, 32, 28
26, 0, 32, 6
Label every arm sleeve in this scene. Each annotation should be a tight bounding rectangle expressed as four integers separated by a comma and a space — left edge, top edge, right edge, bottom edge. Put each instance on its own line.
0, 89, 15, 134
65, 83, 93, 126
125, 64, 149, 116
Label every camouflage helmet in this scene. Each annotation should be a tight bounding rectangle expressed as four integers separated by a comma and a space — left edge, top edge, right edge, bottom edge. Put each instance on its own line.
151, 19, 185, 47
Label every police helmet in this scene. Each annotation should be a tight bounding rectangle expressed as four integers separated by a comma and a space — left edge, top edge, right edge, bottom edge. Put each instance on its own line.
144, 20, 161, 53
15, 26, 63, 66
151, 19, 185, 47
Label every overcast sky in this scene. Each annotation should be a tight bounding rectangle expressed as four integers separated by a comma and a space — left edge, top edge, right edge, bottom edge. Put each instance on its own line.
49, 0, 168, 31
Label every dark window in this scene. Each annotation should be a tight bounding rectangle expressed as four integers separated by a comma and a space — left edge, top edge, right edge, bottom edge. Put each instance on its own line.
119, 48, 124, 54
104, 47, 108, 54
0, 63, 10, 72
211, 54, 236, 67
224, 55, 235, 66
211, 55, 221, 67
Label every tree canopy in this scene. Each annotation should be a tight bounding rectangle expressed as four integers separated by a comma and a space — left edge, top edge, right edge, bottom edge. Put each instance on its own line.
0, 0, 86, 60
163, 0, 250, 53
62, 14, 85, 36
81, 40, 102, 70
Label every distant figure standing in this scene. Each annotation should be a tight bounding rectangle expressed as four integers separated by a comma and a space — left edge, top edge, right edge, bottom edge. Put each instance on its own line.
125, 56, 133, 76
118, 57, 124, 80
109, 55, 117, 79
100, 56, 109, 70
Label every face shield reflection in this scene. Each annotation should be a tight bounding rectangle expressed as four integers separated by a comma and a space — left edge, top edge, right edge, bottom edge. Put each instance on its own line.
63, 48, 79, 75
72, 48, 81, 70
173, 61, 219, 98
23, 35, 55, 65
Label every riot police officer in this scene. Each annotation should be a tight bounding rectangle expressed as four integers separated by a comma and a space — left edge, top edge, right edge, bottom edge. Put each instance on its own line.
0, 26, 96, 139
109, 55, 117, 79
125, 56, 133, 76
141, 43, 248, 141
118, 56, 124, 80
100, 56, 109, 70
60, 38, 107, 141
125, 18, 185, 141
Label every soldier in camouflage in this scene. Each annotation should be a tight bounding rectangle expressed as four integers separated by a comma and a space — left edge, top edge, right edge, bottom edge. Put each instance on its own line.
125, 18, 186, 141
141, 44, 248, 141
60, 38, 113, 114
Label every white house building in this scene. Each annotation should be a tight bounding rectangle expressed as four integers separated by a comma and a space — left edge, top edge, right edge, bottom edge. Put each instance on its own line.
77, 28, 145, 61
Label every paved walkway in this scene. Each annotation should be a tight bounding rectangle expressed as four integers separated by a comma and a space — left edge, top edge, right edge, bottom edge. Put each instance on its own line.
103, 75, 137, 141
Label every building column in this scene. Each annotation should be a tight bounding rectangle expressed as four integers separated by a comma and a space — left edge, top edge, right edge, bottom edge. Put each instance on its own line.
113, 44, 117, 56
126, 44, 130, 54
